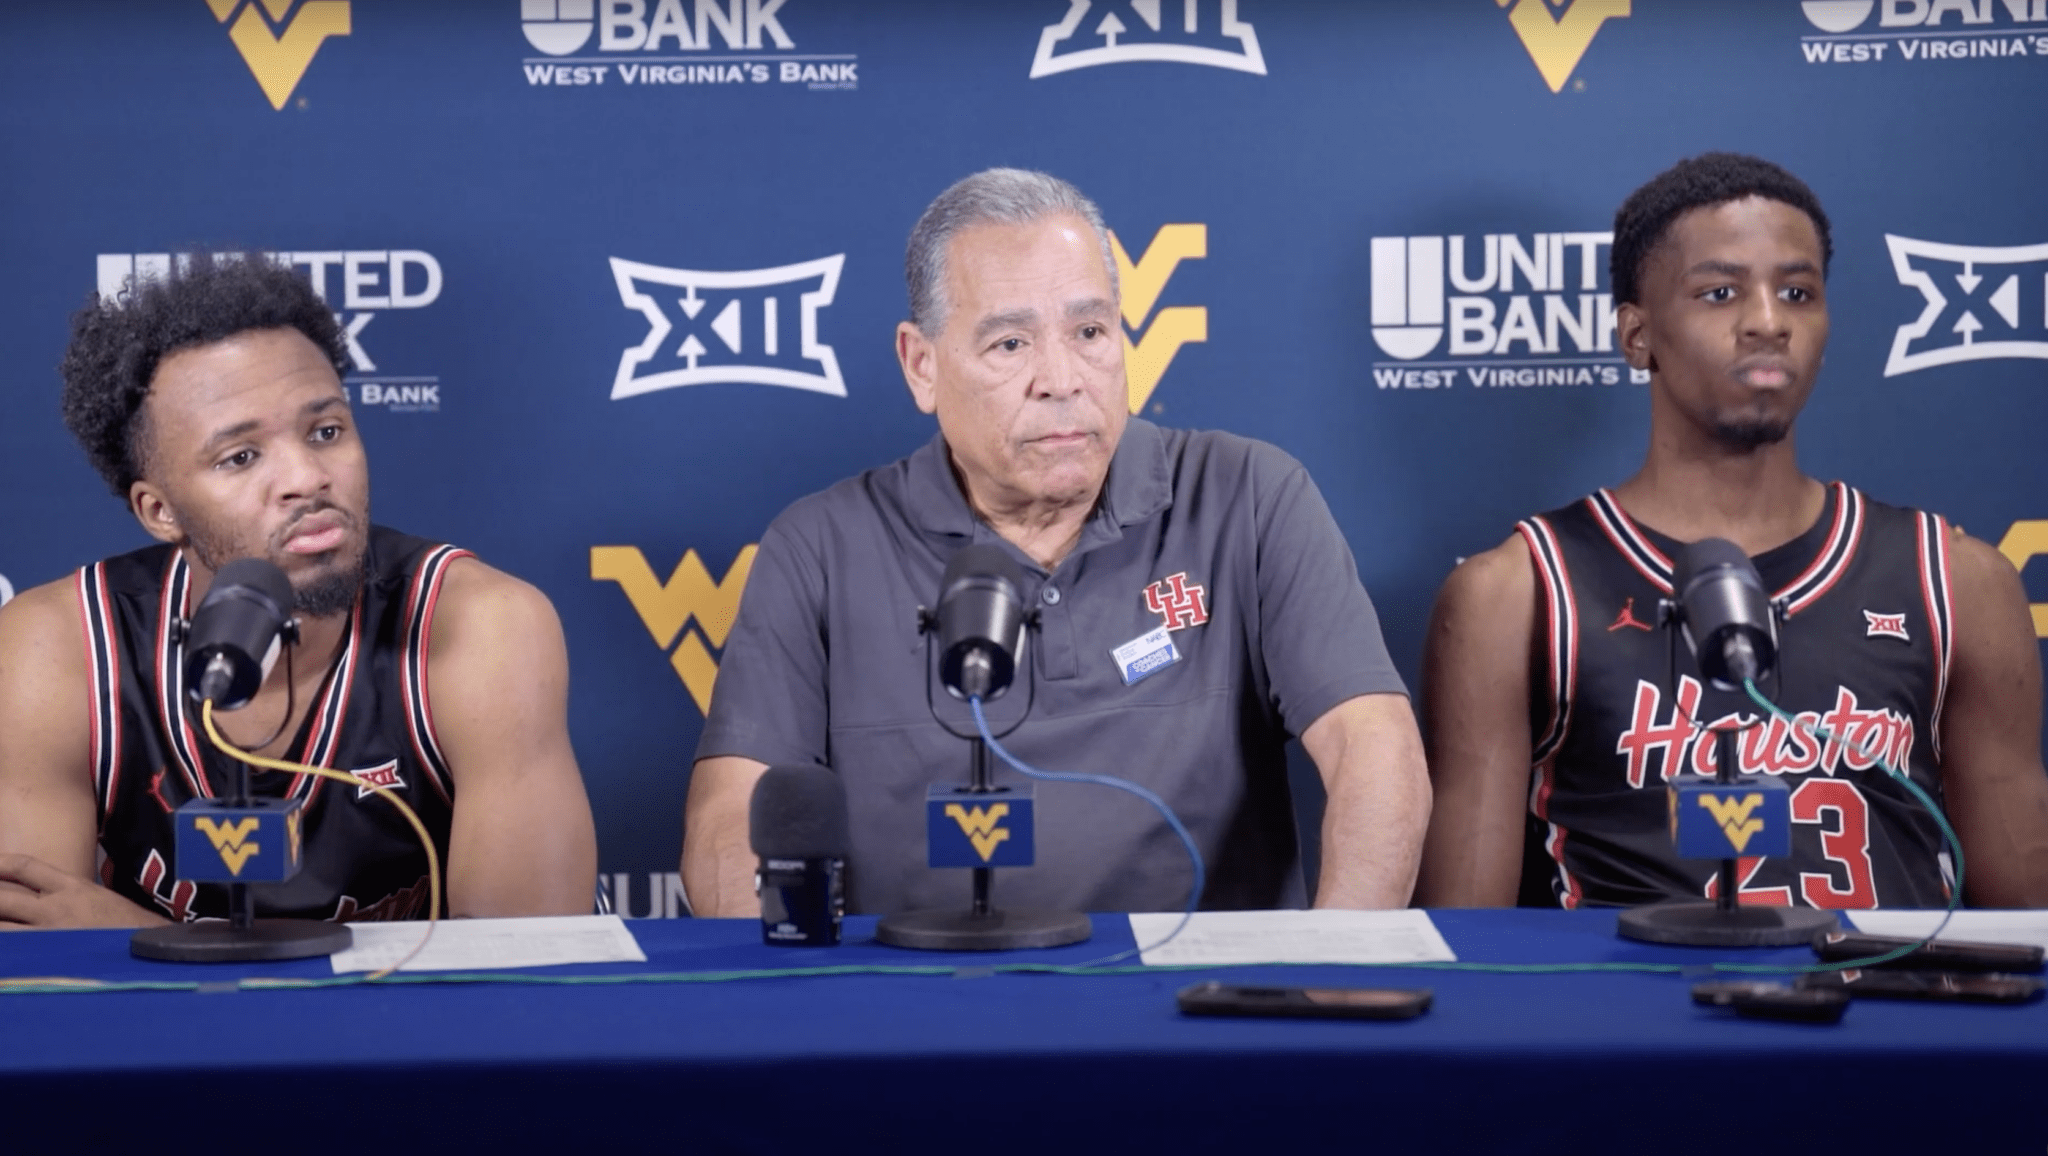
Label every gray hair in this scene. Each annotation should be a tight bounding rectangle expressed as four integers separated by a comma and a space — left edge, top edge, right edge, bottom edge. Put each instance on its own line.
904, 168, 1119, 336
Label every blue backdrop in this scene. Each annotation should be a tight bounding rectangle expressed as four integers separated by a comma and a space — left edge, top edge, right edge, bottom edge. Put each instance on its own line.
4, 1, 2045, 914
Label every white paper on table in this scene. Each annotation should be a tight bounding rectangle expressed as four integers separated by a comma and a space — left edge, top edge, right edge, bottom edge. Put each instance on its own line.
1845, 909, 2048, 950
1127, 909, 1457, 967
329, 914, 647, 974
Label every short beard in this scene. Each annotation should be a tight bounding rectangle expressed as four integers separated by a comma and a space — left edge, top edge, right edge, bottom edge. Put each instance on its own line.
182, 509, 367, 619
292, 551, 367, 617
1710, 418, 1791, 453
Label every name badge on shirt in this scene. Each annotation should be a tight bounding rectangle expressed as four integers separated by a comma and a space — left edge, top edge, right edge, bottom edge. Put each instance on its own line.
1111, 625, 1181, 686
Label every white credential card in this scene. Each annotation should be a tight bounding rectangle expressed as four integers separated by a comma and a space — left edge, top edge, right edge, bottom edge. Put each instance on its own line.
329, 914, 648, 974
1128, 909, 1458, 967
1845, 909, 2048, 949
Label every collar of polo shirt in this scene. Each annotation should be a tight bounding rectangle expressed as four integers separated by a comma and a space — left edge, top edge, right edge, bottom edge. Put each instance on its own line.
905, 417, 1175, 553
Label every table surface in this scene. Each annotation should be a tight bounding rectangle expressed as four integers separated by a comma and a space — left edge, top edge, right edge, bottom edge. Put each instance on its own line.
2, 909, 2041, 1153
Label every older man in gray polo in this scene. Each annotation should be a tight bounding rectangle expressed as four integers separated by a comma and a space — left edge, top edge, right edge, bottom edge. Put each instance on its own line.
683, 168, 1429, 916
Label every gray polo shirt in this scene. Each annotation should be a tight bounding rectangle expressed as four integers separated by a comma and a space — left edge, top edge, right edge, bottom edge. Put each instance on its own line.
697, 418, 1405, 914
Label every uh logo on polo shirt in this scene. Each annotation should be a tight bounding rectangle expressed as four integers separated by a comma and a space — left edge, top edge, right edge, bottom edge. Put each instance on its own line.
1113, 571, 1209, 685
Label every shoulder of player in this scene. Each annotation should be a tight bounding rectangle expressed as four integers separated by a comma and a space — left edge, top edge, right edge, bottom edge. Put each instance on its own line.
1432, 535, 1538, 635
0, 576, 91, 675
1942, 526, 2030, 625
0, 576, 91, 749
425, 557, 565, 666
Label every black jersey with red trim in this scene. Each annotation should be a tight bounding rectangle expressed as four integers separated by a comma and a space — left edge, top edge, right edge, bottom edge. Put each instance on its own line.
76, 526, 467, 923
1514, 482, 1954, 910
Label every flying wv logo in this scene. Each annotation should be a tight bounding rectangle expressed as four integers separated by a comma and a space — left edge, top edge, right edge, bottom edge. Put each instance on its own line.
946, 803, 1012, 861
1883, 236, 2048, 376
1030, 0, 1266, 77
195, 816, 263, 876
609, 255, 846, 400
1498, 0, 1629, 93
210, 0, 352, 110
592, 546, 756, 714
1111, 226, 1208, 413
1698, 793, 1766, 855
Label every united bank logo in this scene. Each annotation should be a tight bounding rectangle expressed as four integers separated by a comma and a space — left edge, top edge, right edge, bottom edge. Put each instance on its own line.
1029, 0, 1266, 77
609, 255, 845, 400
592, 545, 756, 713
1369, 231, 1642, 390
520, 0, 858, 91
210, 0, 351, 110
1800, 0, 2048, 64
97, 250, 446, 413
1111, 225, 1208, 413
1884, 236, 2048, 376
1498, 0, 1630, 92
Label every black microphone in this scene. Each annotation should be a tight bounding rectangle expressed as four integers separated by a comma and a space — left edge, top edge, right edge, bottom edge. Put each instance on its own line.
1674, 538, 1778, 690
749, 764, 849, 946
184, 558, 297, 711
935, 543, 1027, 701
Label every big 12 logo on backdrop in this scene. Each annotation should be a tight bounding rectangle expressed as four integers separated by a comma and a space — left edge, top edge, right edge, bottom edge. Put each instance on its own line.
1884, 236, 2048, 376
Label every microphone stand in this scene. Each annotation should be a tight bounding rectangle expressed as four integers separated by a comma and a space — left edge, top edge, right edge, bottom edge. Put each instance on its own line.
1615, 600, 1839, 947
131, 630, 355, 963
874, 609, 1092, 951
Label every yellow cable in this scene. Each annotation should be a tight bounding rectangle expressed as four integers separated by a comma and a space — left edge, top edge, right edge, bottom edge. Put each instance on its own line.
200, 700, 441, 981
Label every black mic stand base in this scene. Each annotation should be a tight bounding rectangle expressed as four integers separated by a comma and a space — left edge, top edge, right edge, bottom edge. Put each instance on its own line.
875, 907, 1091, 952
1616, 901, 1838, 948
131, 919, 353, 963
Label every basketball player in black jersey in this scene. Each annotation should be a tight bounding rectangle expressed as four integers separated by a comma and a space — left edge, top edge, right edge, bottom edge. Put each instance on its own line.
0, 254, 599, 927
1417, 153, 2048, 910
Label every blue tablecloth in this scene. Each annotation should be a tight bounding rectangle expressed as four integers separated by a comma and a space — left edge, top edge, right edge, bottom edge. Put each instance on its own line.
1, 910, 2039, 1153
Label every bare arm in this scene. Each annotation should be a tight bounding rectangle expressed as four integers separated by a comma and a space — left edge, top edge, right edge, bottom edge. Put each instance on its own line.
1938, 532, 2048, 907
1303, 692, 1431, 909
682, 755, 768, 917
0, 579, 164, 927
430, 560, 599, 917
1413, 538, 1538, 907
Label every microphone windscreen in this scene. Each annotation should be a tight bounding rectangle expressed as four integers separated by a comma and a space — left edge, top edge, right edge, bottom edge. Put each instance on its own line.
941, 543, 1025, 602
749, 764, 851, 859
204, 557, 295, 614
1673, 537, 1760, 594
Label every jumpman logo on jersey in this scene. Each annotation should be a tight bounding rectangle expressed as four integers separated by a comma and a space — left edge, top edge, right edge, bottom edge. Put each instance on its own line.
1608, 597, 1654, 633
146, 768, 174, 814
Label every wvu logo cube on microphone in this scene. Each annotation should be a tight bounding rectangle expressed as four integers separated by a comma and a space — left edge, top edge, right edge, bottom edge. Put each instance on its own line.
927, 786, 1034, 868
1668, 776, 1790, 860
173, 798, 306, 883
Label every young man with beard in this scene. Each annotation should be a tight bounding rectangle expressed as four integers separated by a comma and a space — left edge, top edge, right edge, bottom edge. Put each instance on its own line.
1417, 153, 2048, 910
0, 254, 598, 927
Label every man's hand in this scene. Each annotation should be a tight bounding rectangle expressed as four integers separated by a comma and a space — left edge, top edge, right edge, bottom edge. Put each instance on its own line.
0, 855, 167, 929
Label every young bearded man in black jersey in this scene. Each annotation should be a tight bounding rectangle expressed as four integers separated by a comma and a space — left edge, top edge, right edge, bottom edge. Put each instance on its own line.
0, 254, 598, 927
1417, 153, 2048, 910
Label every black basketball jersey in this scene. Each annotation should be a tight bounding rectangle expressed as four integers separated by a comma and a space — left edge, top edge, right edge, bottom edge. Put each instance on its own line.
1515, 482, 1955, 909
77, 526, 467, 922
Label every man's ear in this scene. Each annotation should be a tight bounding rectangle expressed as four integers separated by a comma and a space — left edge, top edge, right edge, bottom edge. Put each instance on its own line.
1616, 302, 1658, 376
897, 321, 938, 415
129, 481, 182, 546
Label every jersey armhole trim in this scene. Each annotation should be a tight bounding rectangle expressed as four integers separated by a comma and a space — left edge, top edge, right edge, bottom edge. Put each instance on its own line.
400, 546, 473, 805
1517, 516, 1577, 765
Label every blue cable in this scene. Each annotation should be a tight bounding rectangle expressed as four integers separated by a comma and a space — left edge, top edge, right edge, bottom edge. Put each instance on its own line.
969, 696, 1205, 966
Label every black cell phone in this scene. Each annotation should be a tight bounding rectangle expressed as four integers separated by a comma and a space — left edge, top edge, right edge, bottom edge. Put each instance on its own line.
1797, 968, 2047, 1004
1811, 931, 2045, 973
1691, 980, 1849, 1024
1175, 981, 1432, 1020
